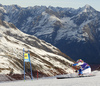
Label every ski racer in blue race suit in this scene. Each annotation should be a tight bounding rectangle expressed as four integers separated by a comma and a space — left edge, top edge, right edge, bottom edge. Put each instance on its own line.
73, 59, 91, 75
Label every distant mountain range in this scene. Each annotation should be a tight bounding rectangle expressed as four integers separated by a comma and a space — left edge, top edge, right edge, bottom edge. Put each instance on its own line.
0, 4, 100, 64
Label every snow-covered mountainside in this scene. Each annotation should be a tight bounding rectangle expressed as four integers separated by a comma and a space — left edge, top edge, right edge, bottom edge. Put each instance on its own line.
0, 4, 100, 63
0, 19, 74, 78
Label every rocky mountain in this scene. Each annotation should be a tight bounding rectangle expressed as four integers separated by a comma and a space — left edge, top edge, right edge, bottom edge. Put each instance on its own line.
0, 4, 100, 64
0, 19, 74, 80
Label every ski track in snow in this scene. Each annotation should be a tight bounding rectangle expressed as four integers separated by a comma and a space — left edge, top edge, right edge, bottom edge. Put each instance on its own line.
0, 71, 100, 86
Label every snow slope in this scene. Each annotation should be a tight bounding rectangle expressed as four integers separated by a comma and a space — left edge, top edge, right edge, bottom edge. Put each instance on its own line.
0, 71, 99, 86
0, 19, 74, 78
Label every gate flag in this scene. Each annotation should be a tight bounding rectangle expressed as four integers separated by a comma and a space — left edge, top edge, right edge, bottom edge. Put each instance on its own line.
23, 48, 33, 80
24, 53, 30, 62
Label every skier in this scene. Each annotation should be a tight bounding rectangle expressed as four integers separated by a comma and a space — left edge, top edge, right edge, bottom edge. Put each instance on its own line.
72, 59, 91, 76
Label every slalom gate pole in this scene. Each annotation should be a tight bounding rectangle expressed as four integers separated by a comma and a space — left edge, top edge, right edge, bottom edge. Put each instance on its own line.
37, 70, 38, 80
23, 48, 26, 80
72, 66, 74, 73
28, 50, 33, 80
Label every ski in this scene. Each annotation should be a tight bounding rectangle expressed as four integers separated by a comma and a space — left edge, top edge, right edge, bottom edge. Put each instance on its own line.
57, 74, 95, 79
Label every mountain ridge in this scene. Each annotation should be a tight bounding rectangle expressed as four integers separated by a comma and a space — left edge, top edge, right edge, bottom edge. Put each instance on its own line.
0, 4, 100, 64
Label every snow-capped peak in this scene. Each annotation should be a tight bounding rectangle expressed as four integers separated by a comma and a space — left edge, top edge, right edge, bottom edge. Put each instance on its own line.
80, 4, 96, 13
84, 4, 91, 9
0, 4, 6, 13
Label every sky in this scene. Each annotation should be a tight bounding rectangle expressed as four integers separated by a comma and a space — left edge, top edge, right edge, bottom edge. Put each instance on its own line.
0, 0, 100, 11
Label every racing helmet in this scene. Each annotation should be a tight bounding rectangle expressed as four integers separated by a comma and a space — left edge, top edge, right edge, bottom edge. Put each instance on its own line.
76, 59, 83, 63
